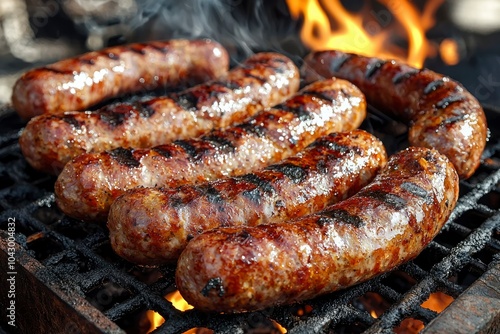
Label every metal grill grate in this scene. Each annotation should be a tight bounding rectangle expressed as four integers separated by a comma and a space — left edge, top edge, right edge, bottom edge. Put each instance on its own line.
1, 103, 499, 334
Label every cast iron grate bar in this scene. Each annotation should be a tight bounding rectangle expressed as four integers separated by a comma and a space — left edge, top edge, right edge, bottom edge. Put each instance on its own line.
0, 104, 499, 333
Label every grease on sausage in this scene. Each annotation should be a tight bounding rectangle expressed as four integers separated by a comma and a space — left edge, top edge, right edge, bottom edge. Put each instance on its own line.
55, 78, 367, 222
302, 50, 487, 179
175, 147, 459, 313
108, 130, 387, 265
19, 52, 299, 174
12, 39, 229, 119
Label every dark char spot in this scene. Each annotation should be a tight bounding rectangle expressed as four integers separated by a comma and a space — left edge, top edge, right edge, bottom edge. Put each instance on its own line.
363, 190, 407, 210
435, 94, 466, 109
173, 92, 199, 111
107, 52, 120, 60
365, 60, 386, 79
266, 163, 307, 184
246, 73, 267, 83
212, 80, 242, 90
277, 104, 312, 121
108, 147, 140, 168
201, 277, 225, 297
329, 53, 352, 72
136, 101, 156, 118
238, 173, 276, 194
236, 122, 267, 137
392, 69, 420, 84
242, 187, 262, 204
203, 133, 235, 152
423, 79, 445, 95
198, 185, 224, 204
152, 146, 172, 159
401, 182, 433, 204
301, 91, 335, 103
61, 115, 82, 129
150, 44, 170, 54
316, 209, 364, 228
174, 140, 198, 159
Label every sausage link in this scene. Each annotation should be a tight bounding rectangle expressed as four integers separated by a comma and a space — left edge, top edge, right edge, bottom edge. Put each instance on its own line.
175, 146, 459, 313
108, 130, 387, 265
19, 52, 300, 174
55, 78, 367, 222
12, 39, 229, 119
302, 50, 487, 179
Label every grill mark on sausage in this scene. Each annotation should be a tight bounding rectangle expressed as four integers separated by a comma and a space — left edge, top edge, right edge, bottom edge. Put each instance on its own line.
129, 45, 147, 55
98, 107, 128, 127
365, 60, 386, 79
60, 115, 82, 129
203, 133, 236, 152
246, 73, 268, 83
308, 138, 357, 154
392, 69, 420, 84
328, 53, 352, 72
149, 43, 170, 53
363, 190, 407, 210
423, 78, 446, 95
265, 163, 307, 184
276, 104, 313, 121
172, 92, 199, 111
300, 91, 335, 103
316, 209, 364, 228
211, 80, 243, 91
235, 122, 267, 137
197, 185, 224, 204
238, 173, 276, 194
135, 101, 156, 118
106, 52, 120, 60
439, 111, 466, 126
41, 67, 74, 75
401, 182, 432, 203
152, 146, 173, 159
173, 140, 198, 159
108, 147, 140, 167
201, 277, 225, 297
436, 94, 466, 109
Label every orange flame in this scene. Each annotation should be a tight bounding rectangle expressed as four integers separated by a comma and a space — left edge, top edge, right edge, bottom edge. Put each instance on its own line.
286, 0, 446, 68
421, 291, 454, 313
146, 291, 195, 333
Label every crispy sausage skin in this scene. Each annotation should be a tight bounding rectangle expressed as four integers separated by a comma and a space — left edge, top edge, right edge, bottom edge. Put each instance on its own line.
175, 147, 459, 313
108, 130, 387, 265
12, 39, 230, 119
55, 78, 367, 222
19, 52, 300, 174
302, 50, 487, 179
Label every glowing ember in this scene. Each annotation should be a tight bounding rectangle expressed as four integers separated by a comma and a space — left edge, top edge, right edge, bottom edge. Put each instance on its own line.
394, 318, 425, 334
166, 290, 194, 312
146, 310, 165, 333
146, 291, 195, 333
421, 291, 454, 313
439, 38, 460, 65
286, 0, 446, 68
271, 320, 288, 333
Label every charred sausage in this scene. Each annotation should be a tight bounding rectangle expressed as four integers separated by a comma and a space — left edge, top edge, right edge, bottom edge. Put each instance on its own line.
19, 52, 300, 174
12, 39, 229, 119
55, 78, 367, 222
175, 146, 459, 313
108, 130, 387, 265
302, 50, 487, 179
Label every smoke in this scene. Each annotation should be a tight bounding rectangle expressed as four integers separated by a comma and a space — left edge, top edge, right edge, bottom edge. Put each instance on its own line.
132, 0, 305, 62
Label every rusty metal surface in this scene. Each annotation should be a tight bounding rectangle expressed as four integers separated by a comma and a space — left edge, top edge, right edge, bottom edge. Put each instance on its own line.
423, 262, 500, 334
0, 230, 124, 334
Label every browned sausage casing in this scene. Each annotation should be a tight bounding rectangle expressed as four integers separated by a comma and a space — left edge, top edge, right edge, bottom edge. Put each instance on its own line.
175, 147, 459, 313
108, 130, 387, 265
19, 52, 299, 174
302, 50, 487, 179
55, 78, 367, 222
12, 39, 230, 119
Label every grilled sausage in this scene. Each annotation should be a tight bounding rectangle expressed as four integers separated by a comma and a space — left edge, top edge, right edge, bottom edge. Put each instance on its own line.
108, 130, 387, 265
302, 50, 487, 179
175, 147, 459, 313
12, 39, 229, 119
55, 78, 367, 222
19, 52, 300, 174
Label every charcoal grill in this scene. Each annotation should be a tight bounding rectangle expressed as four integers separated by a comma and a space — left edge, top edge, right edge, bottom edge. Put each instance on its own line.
0, 98, 499, 334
